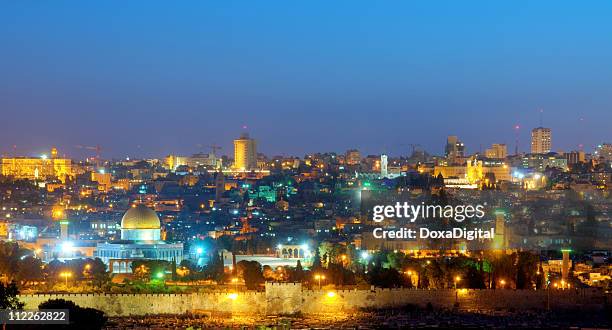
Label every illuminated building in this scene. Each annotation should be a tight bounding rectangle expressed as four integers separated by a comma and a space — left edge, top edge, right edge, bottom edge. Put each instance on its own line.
485, 144, 507, 159
594, 143, 612, 162
1, 148, 74, 182
531, 127, 551, 154
437, 157, 511, 186
445, 135, 465, 160
345, 149, 361, 165
96, 204, 183, 273
564, 150, 586, 165
91, 170, 112, 191
521, 153, 568, 171
165, 153, 220, 170
478, 158, 511, 182
187, 152, 220, 168
164, 155, 188, 170
233, 133, 257, 170
434, 165, 466, 180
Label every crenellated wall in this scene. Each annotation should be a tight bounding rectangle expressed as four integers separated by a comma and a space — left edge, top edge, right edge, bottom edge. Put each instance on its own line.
19, 292, 267, 316
19, 284, 607, 316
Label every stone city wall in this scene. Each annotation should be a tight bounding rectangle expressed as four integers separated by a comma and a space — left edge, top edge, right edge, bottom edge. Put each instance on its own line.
19, 283, 607, 316
19, 291, 266, 316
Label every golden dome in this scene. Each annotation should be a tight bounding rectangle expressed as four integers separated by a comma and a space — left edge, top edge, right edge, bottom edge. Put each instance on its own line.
121, 204, 161, 229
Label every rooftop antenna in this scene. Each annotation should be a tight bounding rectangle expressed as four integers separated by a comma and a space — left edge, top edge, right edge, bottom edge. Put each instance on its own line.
514, 124, 520, 155
539, 108, 544, 127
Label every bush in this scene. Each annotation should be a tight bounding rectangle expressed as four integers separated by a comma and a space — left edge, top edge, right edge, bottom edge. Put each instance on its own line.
38, 299, 107, 329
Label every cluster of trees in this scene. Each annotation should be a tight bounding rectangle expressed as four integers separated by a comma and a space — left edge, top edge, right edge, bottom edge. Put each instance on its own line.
218, 243, 546, 290
158, 243, 546, 291
0, 241, 45, 285
0, 241, 110, 291
46, 258, 111, 289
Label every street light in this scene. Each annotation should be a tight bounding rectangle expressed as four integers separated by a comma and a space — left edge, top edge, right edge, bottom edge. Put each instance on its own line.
60, 272, 72, 287
500, 279, 506, 289
314, 274, 325, 289
454, 276, 461, 289
453, 276, 461, 304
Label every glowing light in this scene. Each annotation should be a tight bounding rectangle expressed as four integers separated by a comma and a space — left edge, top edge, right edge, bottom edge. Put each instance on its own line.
228, 293, 238, 300
196, 247, 203, 254
326, 291, 336, 298
361, 251, 369, 260
156, 272, 164, 279
41, 154, 48, 160
61, 241, 74, 253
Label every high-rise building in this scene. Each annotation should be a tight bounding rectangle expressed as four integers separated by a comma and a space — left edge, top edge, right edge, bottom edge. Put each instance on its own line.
530, 127, 551, 154
445, 136, 465, 159
345, 149, 361, 166
233, 133, 257, 170
485, 144, 507, 159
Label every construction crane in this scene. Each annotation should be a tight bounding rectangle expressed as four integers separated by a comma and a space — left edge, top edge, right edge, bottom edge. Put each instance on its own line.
205, 145, 222, 156
75, 145, 102, 164
399, 143, 421, 157
196, 144, 222, 155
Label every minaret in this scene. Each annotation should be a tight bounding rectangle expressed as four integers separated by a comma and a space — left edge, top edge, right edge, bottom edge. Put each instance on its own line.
380, 154, 388, 178
215, 171, 225, 202
493, 210, 507, 250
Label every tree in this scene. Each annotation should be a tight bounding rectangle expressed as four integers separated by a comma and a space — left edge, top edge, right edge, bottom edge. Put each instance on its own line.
466, 266, 486, 289
292, 260, 305, 282
368, 266, 409, 288
39, 299, 107, 329
311, 247, 323, 271
236, 260, 264, 290
131, 260, 170, 281
15, 255, 44, 286
89, 258, 110, 289
0, 281, 24, 309
516, 252, 538, 289
203, 251, 225, 283
0, 241, 25, 282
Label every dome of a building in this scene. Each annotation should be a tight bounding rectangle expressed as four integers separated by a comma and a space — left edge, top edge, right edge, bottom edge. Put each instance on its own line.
121, 204, 161, 230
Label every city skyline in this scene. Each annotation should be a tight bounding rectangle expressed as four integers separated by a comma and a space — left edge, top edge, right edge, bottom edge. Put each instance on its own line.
0, 123, 605, 160
2, 1, 612, 157
0, 2, 610, 328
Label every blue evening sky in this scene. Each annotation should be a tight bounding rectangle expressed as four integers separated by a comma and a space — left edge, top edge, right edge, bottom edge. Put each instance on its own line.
1, 1, 611, 158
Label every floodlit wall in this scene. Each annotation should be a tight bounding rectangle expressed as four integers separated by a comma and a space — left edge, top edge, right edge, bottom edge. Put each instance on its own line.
19, 284, 606, 316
